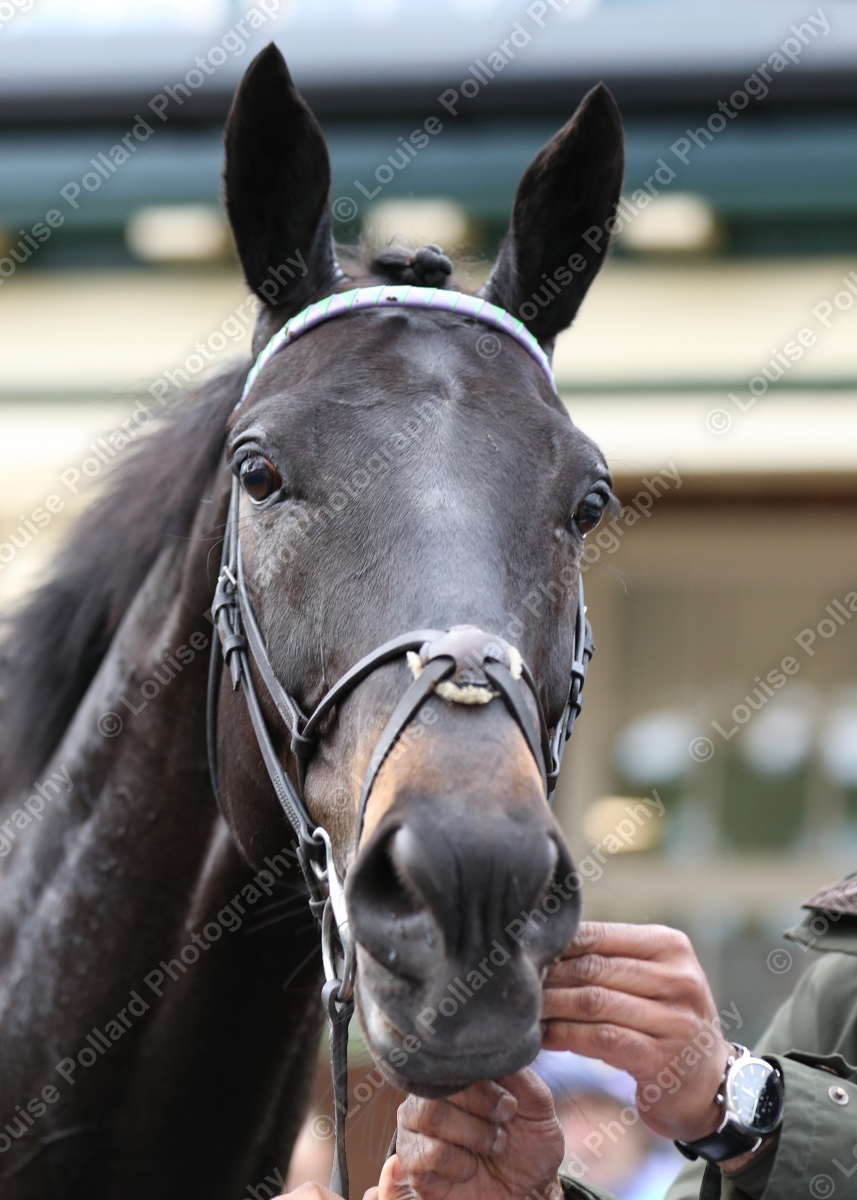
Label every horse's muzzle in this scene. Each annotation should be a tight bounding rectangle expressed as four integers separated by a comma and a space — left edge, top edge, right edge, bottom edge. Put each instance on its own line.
345, 798, 580, 1094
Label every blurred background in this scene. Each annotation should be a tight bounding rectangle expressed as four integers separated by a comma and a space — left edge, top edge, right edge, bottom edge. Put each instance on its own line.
2, 1, 857, 1195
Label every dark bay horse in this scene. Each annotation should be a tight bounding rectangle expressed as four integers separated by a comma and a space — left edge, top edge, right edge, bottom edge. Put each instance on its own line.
0, 45, 623, 1200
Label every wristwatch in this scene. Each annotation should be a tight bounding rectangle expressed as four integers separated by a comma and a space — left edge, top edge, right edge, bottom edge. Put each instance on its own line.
675, 1045, 784, 1163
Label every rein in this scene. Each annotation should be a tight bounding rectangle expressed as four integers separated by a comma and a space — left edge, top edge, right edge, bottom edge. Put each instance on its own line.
206, 284, 594, 1198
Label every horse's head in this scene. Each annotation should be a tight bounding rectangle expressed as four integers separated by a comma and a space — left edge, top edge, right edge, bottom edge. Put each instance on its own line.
212, 45, 623, 1096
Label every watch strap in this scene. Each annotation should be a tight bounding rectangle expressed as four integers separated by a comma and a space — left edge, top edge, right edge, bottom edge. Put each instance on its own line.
675, 1044, 771, 1164
675, 1124, 761, 1163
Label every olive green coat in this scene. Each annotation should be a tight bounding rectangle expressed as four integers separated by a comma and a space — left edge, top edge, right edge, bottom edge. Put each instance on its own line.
561, 872, 857, 1200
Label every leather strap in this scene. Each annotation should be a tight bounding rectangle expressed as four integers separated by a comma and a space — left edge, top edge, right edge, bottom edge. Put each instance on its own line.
356, 657, 455, 838
324, 980, 354, 1198
295, 628, 440, 789
236, 543, 306, 734
483, 661, 550, 791
675, 1125, 761, 1164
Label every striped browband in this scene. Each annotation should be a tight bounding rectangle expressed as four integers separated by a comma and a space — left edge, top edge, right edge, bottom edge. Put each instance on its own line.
235, 284, 556, 410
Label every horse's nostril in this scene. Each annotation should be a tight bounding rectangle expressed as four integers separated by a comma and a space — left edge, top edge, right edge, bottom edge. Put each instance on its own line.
345, 827, 441, 979
354, 827, 421, 917
388, 825, 443, 916
347, 813, 580, 982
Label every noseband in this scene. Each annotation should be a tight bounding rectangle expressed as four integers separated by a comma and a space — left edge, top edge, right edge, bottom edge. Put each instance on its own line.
206, 284, 593, 1198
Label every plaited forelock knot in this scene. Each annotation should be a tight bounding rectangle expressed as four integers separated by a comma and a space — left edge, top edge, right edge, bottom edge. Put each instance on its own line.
369, 243, 454, 289
410, 244, 453, 288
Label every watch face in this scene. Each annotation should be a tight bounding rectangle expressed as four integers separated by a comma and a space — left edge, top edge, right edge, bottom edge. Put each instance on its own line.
727, 1061, 783, 1134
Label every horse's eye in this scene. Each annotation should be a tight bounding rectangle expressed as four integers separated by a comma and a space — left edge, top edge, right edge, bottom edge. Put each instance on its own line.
239, 455, 282, 502
574, 492, 606, 534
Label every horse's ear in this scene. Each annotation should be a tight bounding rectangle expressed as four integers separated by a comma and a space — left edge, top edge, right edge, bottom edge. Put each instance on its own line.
224, 43, 340, 313
479, 83, 624, 348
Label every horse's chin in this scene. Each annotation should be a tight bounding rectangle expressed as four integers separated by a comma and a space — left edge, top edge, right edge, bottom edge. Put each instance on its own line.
356, 984, 541, 1098
382, 1039, 541, 1099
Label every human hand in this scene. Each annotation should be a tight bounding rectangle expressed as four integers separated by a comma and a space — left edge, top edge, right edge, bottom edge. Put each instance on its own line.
371, 1070, 565, 1200
273, 1185, 340, 1200
542, 922, 731, 1144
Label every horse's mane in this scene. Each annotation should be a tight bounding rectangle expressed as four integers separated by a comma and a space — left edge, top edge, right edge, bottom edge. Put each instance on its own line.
0, 362, 248, 798
0, 246, 465, 799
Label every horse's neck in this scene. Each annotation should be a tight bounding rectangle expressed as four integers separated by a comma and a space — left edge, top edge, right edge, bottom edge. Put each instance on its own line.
0, 522, 322, 1198
0, 541, 218, 973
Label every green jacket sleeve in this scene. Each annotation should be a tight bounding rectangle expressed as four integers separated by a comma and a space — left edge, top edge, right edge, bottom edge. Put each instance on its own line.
670, 1053, 857, 1200
666, 906, 857, 1200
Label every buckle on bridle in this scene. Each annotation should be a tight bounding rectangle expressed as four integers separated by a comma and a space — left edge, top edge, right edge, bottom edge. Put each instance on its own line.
211, 575, 245, 688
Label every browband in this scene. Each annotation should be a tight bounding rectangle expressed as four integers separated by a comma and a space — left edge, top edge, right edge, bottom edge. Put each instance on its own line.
234, 284, 557, 412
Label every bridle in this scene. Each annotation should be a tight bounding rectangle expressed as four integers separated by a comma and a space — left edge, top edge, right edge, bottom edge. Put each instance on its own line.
206, 284, 594, 1198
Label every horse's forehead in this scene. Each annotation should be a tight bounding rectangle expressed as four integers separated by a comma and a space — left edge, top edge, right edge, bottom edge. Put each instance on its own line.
241, 311, 569, 455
